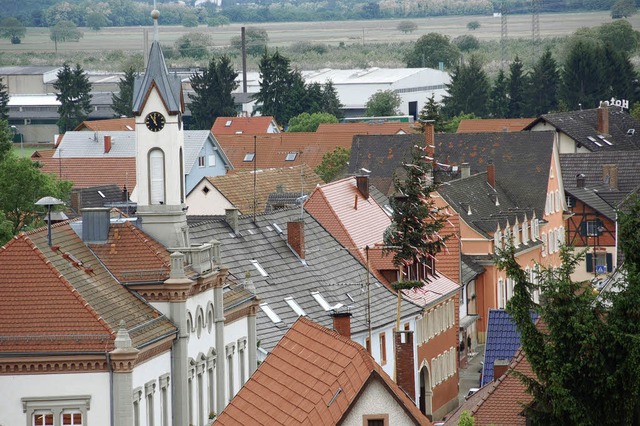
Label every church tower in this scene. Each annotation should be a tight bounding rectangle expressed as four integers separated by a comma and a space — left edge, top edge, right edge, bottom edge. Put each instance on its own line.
132, 9, 188, 248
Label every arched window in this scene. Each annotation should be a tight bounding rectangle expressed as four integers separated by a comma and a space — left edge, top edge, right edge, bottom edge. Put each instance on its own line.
149, 149, 165, 205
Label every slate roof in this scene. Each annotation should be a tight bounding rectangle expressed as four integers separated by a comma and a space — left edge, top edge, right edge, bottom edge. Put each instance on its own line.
316, 122, 416, 134
71, 184, 129, 213
132, 40, 183, 115
0, 222, 176, 353
265, 192, 305, 213
444, 348, 533, 426
565, 187, 616, 221
215, 317, 431, 426
481, 309, 538, 387
348, 133, 428, 196
215, 132, 354, 171
188, 208, 422, 351
560, 151, 640, 209
525, 107, 640, 151
74, 118, 135, 131
438, 173, 538, 237
211, 116, 279, 135
53, 131, 135, 158
456, 118, 534, 134
199, 165, 324, 215
436, 132, 555, 218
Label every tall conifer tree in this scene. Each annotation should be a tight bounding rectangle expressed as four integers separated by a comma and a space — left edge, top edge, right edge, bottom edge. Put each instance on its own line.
53, 63, 92, 133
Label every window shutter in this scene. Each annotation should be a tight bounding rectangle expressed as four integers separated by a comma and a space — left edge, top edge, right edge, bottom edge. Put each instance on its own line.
586, 253, 593, 272
606, 253, 613, 272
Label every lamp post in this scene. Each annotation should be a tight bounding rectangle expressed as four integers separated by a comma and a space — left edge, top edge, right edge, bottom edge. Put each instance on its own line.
10, 125, 24, 158
35, 196, 64, 246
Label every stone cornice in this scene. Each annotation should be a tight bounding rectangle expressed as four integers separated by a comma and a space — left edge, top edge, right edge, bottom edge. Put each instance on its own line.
0, 355, 107, 375
225, 300, 260, 325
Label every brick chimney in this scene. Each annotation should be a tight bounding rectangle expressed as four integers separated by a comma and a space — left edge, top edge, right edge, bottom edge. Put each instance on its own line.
461, 163, 471, 179
576, 173, 586, 188
487, 161, 496, 188
493, 358, 510, 380
287, 220, 305, 259
332, 312, 352, 338
356, 175, 370, 200
602, 164, 618, 190
104, 135, 112, 153
597, 102, 609, 135
395, 331, 416, 401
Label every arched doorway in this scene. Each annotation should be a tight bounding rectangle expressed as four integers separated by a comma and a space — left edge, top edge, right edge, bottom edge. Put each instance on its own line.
419, 362, 433, 420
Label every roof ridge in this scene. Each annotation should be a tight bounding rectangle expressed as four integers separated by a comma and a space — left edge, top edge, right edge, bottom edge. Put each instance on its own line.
23, 233, 115, 338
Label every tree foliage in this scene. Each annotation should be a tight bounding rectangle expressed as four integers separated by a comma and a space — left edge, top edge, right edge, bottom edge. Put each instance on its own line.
507, 56, 527, 118
467, 21, 481, 30
287, 112, 338, 132
189, 56, 239, 130
559, 38, 607, 110
50, 20, 82, 52
111, 67, 136, 118
230, 27, 269, 57
406, 33, 461, 69
453, 34, 480, 52
315, 146, 350, 182
0, 78, 9, 121
489, 69, 509, 118
457, 411, 475, 426
496, 196, 640, 425
86, 12, 109, 31
0, 17, 26, 44
442, 55, 490, 118
611, 0, 636, 18
208, 15, 230, 27
175, 32, 211, 58
254, 50, 307, 126
526, 48, 560, 116
397, 20, 418, 33
418, 94, 446, 133
53, 63, 92, 133
365, 90, 401, 117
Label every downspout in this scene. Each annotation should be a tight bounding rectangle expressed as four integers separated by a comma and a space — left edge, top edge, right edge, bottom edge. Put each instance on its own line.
106, 352, 115, 426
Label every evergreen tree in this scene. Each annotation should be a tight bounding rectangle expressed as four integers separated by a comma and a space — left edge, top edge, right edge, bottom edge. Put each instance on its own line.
560, 39, 607, 110
304, 82, 324, 114
53, 63, 92, 133
111, 67, 136, 118
254, 50, 306, 126
0, 77, 9, 121
496, 196, 640, 425
442, 55, 490, 118
383, 144, 449, 329
507, 56, 527, 118
489, 69, 509, 118
603, 45, 637, 105
189, 56, 239, 130
417, 94, 445, 133
319, 81, 343, 119
526, 49, 560, 116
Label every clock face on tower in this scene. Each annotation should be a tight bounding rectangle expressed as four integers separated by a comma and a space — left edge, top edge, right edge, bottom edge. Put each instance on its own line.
145, 111, 166, 132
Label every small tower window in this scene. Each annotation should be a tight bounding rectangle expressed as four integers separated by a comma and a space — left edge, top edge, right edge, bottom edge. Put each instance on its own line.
149, 149, 165, 205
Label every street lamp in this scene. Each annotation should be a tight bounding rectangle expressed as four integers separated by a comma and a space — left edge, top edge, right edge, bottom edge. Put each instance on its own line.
35, 196, 64, 246
10, 125, 24, 158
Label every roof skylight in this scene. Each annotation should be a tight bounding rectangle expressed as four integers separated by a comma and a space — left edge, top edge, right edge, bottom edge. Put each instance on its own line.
284, 296, 306, 316
250, 259, 268, 277
311, 291, 343, 311
243, 153, 255, 162
225, 120, 232, 127
260, 303, 282, 323
285, 152, 297, 161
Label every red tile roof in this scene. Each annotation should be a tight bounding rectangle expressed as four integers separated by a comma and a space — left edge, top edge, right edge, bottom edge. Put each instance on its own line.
444, 348, 533, 426
215, 132, 354, 172
202, 165, 324, 215
36, 157, 136, 189
216, 317, 431, 426
304, 177, 395, 276
456, 118, 534, 134
316, 122, 417, 135
211, 116, 279, 135
74, 118, 136, 132
435, 210, 461, 283
0, 222, 175, 353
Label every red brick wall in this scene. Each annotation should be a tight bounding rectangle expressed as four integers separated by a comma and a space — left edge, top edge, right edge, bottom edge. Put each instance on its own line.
287, 220, 305, 259
395, 331, 416, 400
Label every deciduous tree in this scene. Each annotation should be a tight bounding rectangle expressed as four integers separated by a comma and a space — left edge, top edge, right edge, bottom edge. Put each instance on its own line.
0, 17, 26, 44
53, 63, 92, 132
0, 78, 9, 121
189, 56, 239, 130
287, 112, 338, 132
611, 0, 636, 18
406, 33, 461, 69
175, 32, 211, 58
365, 90, 401, 117
315, 146, 350, 183
397, 20, 417, 34
111, 67, 136, 118
230, 27, 268, 57
50, 20, 82, 53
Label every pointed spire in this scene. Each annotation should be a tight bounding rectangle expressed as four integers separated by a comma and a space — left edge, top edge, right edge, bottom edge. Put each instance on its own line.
151, 8, 160, 42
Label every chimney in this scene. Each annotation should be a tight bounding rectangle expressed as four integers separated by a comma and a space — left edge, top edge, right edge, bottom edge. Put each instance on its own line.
356, 175, 370, 200
122, 186, 129, 202
424, 122, 435, 153
104, 135, 112, 153
597, 102, 609, 135
461, 163, 471, 179
487, 161, 496, 188
81, 207, 111, 243
225, 208, 239, 234
394, 331, 416, 401
576, 173, 586, 188
332, 312, 352, 338
602, 164, 618, 190
287, 220, 305, 259
493, 358, 510, 380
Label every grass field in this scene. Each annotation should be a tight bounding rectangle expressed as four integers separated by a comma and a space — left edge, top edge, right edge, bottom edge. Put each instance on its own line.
0, 11, 637, 71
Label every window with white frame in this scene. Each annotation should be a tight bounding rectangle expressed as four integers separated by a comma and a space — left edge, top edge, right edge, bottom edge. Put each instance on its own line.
198, 155, 205, 167
207, 353, 216, 417
555, 190, 561, 212
159, 374, 170, 426
23, 396, 91, 426
238, 338, 247, 386
133, 387, 143, 426
226, 343, 236, 402
498, 278, 505, 309
533, 218, 539, 240
145, 380, 156, 426
549, 231, 555, 253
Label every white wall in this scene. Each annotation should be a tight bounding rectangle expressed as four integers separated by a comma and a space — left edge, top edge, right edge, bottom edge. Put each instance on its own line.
341, 377, 418, 426
186, 181, 234, 216
132, 351, 172, 426
0, 371, 110, 426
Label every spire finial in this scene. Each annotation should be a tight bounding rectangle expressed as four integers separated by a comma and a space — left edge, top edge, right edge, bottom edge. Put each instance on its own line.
151, 6, 160, 41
